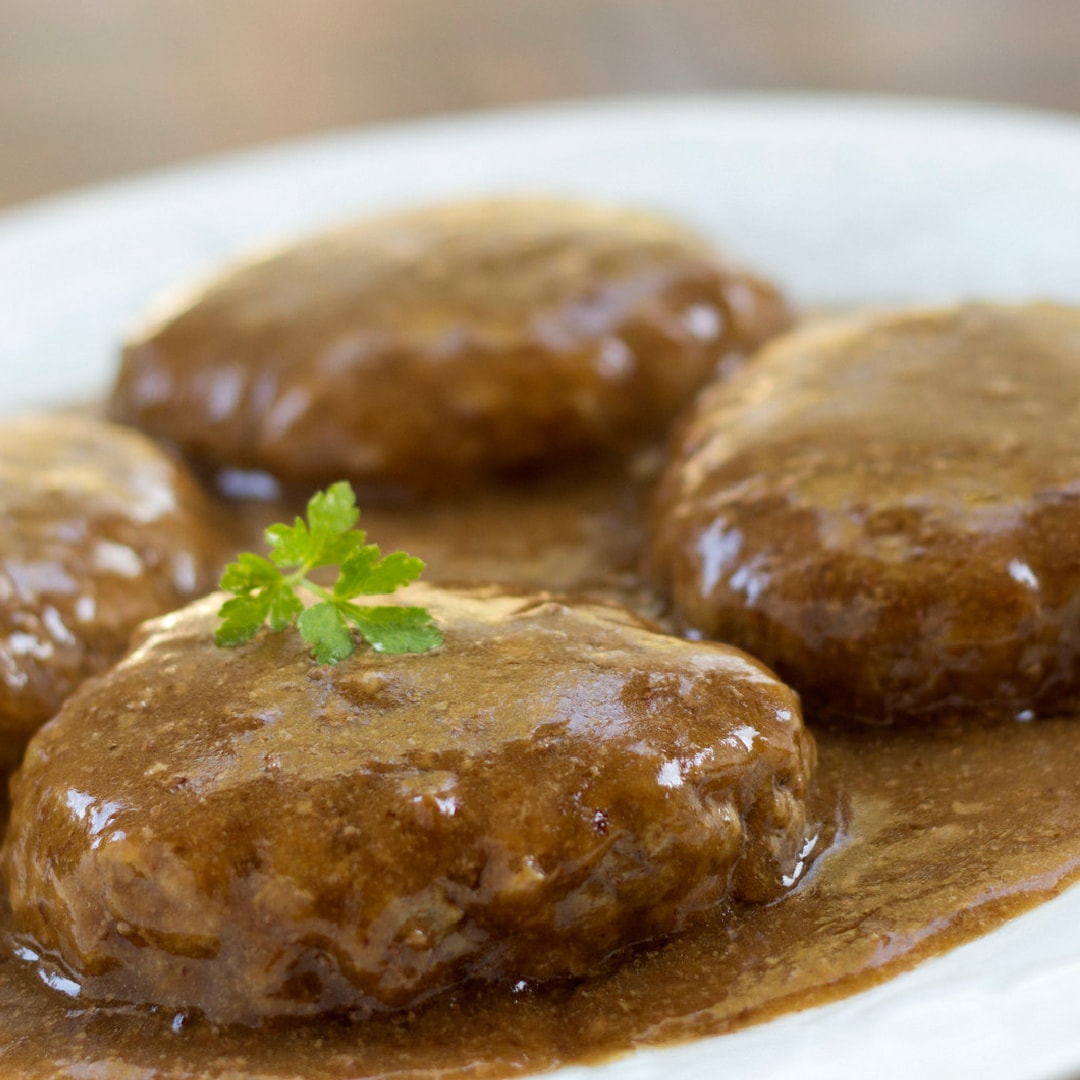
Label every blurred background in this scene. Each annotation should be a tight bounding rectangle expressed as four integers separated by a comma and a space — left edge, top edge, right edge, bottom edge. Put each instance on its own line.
3, 0, 1080, 210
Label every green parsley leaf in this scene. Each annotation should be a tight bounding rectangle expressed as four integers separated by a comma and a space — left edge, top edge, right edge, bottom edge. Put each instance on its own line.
267, 585, 304, 631
334, 546, 425, 599
215, 481, 442, 663
345, 605, 444, 655
265, 517, 314, 568
306, 480, 360, 537
298, 602, 355, 665
219, 551, 282, 591
215, 593, 272, 646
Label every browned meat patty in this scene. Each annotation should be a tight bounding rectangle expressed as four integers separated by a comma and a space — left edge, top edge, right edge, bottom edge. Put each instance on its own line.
110, 197, 791, 497
0, 415, 225, 770
3, 584, 816, 1023
650, 302, 1080, 723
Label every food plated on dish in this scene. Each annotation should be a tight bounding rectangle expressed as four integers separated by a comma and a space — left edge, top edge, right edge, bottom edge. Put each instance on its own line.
4, 97, 1080, 1080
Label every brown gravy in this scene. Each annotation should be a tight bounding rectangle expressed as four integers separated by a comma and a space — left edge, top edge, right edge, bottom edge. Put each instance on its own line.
3, 454, 1080, 1077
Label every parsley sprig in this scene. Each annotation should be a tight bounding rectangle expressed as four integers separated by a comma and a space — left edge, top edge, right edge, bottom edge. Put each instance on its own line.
215, 481, 442, 664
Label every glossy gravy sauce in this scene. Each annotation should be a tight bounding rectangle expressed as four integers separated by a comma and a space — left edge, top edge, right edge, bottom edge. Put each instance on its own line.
3, 454, 1080, 1077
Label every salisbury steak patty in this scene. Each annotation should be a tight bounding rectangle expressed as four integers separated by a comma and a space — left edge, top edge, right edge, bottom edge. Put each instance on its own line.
650, 302, 1080, 723
3, 585, 815, 1023
110, 197, 790, 496
0, 415, 224, 770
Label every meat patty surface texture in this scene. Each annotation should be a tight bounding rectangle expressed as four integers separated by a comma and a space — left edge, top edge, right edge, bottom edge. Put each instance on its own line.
110, 197, 790, 497
0, 415, 224, 769
3, 584, 815, 1023
650, 302, 1080, 723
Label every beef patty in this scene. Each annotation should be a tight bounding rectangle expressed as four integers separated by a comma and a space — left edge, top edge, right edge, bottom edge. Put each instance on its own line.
109, 197, 790, 497
0, 415, 224, 769
3, 584, 815, 1023
650, 302, 1080, 723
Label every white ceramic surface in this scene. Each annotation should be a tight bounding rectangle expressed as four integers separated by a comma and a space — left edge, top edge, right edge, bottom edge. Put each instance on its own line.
3, 94, 1080, 1080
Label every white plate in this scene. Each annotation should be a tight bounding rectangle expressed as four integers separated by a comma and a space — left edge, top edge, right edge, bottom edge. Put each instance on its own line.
3, 94, 1080, 1080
